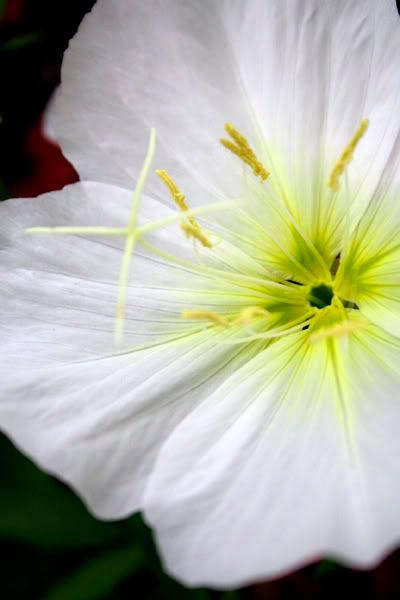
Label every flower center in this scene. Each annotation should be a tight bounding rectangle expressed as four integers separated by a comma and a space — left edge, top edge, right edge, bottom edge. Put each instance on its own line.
307, 283, 334, 309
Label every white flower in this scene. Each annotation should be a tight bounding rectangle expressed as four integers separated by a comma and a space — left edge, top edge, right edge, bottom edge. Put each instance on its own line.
2, 0, 400, 589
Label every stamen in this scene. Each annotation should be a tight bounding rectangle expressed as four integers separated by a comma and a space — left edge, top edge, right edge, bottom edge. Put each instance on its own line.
181, 305, 270, 329
328, 120, 369, 192
220, 311, 316, 345
309, 319, 365, 343
156, 169, 212, 248
136, 200, 239, 237
156, 169, 188, 211
181, 222, 212, 248
220, 123, 270, 182
234, 306, 269, 325
181, 310, 229, 327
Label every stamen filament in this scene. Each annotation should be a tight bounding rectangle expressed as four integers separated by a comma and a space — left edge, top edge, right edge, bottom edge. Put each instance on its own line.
220, 311, 316, 345
135, 200, 241, 236
139, 238, 307, 304
239, 209, 331, 282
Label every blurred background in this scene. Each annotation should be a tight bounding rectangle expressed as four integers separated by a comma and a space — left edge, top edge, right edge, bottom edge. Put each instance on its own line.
1, 1, 400, 598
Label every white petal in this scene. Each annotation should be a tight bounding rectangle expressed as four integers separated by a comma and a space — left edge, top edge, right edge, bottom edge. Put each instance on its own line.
42, 88, 60, 144
0, 182, 254, 518
1, 327, 251, 520
143, 325, 400, 588
53, 1, 400, 244
53, 0, 249, 205
223, 0, 400, 236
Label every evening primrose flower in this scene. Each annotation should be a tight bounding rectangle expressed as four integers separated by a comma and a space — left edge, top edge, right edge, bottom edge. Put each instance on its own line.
2, 0, 400, 589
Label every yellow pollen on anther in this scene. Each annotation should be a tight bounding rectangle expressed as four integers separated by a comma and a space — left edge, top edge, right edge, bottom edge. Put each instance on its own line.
156, 169, 212, 248
234, 306, 270, 325
181, 222, 213, 248
156, 169, 187, 211
220, 123, 270, 182
309, 319, 365, 343
182, 305, 270, 328
328, 119, 369, 192
181, 310, 229, 327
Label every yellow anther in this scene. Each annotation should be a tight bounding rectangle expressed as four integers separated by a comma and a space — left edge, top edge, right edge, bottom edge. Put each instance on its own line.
234, 306, 270, 325
328, 120, 369, 192
156, 169, 188, 211
220, 123, 270, 182
181, 222, 213, 248
181, 310, 229, 327
182, 305, 270, 329
156, 169, 212, 248
309, 319, 365, 343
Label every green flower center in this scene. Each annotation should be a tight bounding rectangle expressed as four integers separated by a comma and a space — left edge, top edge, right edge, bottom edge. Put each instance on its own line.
307, 283, 334, 309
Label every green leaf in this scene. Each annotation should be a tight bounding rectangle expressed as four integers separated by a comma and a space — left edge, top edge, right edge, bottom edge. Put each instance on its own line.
314, 559, 341, 578
153, 579, 210, 600
0, 179, 9, 201
0, 0, 8, 20
0, 32, 42, 51
0, 435, 127, 548
42, 545, 145, 600
187, 591, 210, 600
0, 488, 125, 549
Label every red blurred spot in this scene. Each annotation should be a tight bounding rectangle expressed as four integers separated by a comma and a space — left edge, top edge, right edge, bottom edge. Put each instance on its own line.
10, 117, 78, 198
2, 0, 26, 23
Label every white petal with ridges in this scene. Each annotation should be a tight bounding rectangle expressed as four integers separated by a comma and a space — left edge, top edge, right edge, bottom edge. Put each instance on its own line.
222, 0, 400, 242
53, 0, 248, 206
52, 1, 400, 250
0, 182, 260, 518
143, 325, 400, 588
